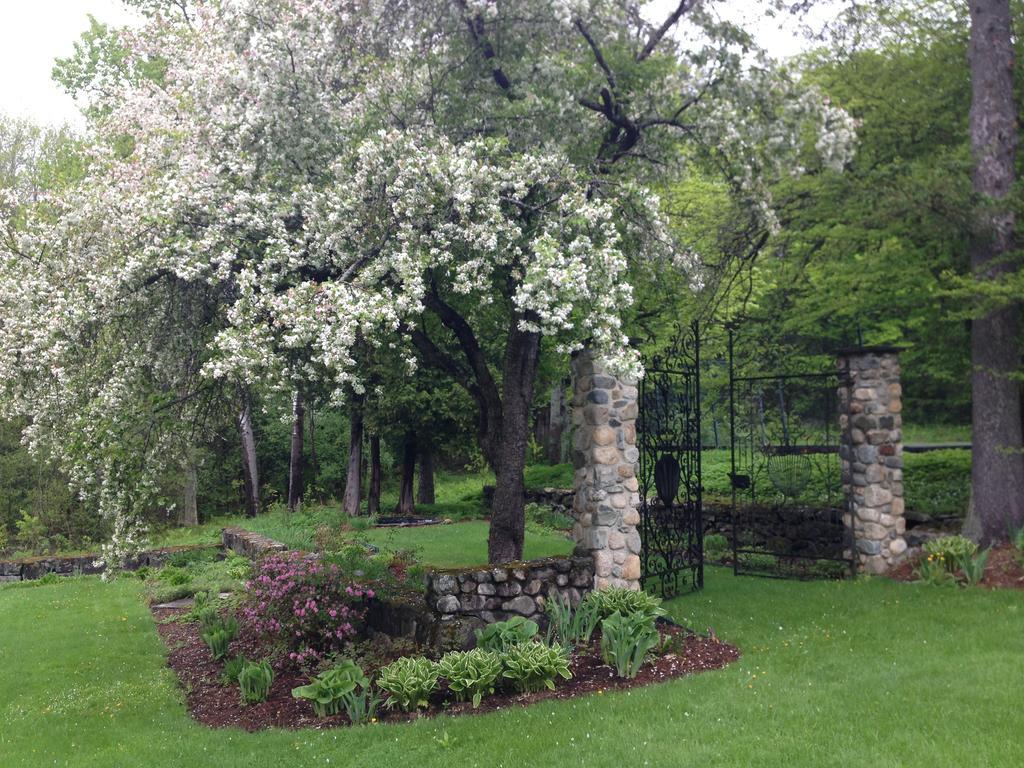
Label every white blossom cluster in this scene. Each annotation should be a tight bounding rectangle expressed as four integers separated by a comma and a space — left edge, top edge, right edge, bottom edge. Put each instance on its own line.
0, 0, 854, 559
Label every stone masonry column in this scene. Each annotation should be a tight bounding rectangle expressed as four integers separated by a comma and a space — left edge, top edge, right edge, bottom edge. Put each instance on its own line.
570, 349, 643, 591
837, 346, 907, 574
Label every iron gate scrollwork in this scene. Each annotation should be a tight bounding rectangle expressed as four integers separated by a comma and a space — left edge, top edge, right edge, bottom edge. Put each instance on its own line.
638, 322, 703, 597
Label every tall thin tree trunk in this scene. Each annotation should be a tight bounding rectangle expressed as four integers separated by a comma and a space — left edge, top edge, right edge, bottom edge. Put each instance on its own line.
238, 395, 260, 518
288, 389, 305, 512
963, 0, 1024, 545
367, 434, 381, 515
396, 436, 417, 515
308, 406, 317, 499
180, 459, 199, 527
342, 395, 364, 515
547, 382, 566, 464
488, 325, 541, 563
417, 446, 435, 505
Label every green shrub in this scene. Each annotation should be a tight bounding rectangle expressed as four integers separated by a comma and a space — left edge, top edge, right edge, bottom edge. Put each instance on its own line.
221, 656, 245, 686
291, 660, 372, 718
501, 641, 572, 693
376, 656, 440, 711
474, 616, 539, 653
914, 556, 956, 586
201, 616, 238, 661
582, 587, 665, 623
238, 660, 273, 704
600, 611, 660, 679
224, 555, 251, 581
923, 535, 978, 574
544, 591, 600, 649
704, 534, 729, 563
438, 649, 503, 708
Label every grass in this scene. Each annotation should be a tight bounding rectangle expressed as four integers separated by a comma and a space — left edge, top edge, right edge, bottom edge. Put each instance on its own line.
2, 571, 1021, 767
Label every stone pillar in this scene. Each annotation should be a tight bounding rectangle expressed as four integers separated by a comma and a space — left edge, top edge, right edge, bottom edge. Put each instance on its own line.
570, 349, 643, 591
837, 347, 907, 574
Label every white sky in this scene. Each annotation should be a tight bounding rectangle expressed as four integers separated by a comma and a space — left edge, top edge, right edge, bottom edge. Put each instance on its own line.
0, 1, 825, 130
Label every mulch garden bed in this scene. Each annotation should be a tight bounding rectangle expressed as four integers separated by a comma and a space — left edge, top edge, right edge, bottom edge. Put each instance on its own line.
153, 605, 740, 731
889, 544, 1024, 590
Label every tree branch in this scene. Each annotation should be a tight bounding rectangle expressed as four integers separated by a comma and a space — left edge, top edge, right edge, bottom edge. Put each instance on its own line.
637, 0, 697, 62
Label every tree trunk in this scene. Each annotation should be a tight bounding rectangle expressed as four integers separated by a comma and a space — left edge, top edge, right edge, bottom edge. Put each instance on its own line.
417, 446, 436, 505
397, 436, 416, 516
342, 395, 364, 515
487, 325, 541, 563
238, 395, 260, 518
308, 407, 317, 499
963, 0, 1024, 545
367, 433, 381, 515
547, 382, 566, 464
180, 460, 199, 527
287, 389, 304, 512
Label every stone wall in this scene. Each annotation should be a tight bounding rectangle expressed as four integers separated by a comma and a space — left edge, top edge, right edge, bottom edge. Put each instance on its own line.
0, 544, 217, 582
424, 554, 595, 649
703, 502, 848, 560
570, 350, 642, 590
837, 347, 907, 574
221, 527, 288, 559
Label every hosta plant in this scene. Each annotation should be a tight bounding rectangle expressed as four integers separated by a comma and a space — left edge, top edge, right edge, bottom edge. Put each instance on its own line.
238, 660, 274, 704
291, 659, 372, 719
376, 656, 439, 712
438, 649, 503, 708
474, 616, 538, 653
582, 588, 665, 624
600, 611, 660, 679
501, 641, 572, 693
922, 536, 978, 574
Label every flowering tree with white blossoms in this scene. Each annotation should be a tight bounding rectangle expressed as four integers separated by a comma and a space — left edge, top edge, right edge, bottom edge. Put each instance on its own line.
0, 0, 854, 564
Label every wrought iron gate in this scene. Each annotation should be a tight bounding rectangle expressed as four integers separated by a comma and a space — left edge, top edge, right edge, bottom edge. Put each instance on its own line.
727, 329, 854, 579
638, 323, 703, 597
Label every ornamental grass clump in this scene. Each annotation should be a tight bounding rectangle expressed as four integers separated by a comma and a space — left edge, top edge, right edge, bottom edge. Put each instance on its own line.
438, 649, 503, 708
242, 551, 373, 663
376, 656, 440, 712
501, 641, 572, 693
545, 591, 600, 649
600, 611, 660, 679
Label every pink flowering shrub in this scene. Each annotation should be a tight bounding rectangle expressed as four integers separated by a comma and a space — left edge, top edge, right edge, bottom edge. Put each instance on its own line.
242, 551, 374, 663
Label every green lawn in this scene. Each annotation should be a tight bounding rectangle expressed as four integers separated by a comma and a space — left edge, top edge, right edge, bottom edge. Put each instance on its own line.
2, 571, 1021, 767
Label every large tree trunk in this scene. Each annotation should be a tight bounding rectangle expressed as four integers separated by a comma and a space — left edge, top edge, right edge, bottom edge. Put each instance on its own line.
397, 436, 416, 515
342, 395, 364, 515
287, 389, 304, 512
367, 433, 381, 515
417, 446, 436, 505
308, 407, 317, 499
547, 382, 566, 464
963, 0, 1024, 545
487, 325, 541, 563
238, 395, 260, 518
180, 459, 199, 527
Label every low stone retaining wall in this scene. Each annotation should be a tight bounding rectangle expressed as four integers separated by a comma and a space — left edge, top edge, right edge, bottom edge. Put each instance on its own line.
703, 502, 848, 560
423, 552, 595, 649
482, 485, 576, 516
0, 544, 217, 582
221, 527, 288, 558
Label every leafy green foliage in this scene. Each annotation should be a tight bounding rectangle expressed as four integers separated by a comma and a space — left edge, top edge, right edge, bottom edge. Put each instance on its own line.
238, 660, 273, 705
501, 641, 572, 693
220, 656, 245, 687
600, 611, 660, 679
582, 588, 665, 624
704, 534, 729, 563
544, 591, 600, 649
923, 536, 978, 573
291, 660, 372, 718
376, 656, 439, 712
474, 616, 539, 653
959, 549, 990, 588
437, 649, 503, 708
200, 616, 238, 661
